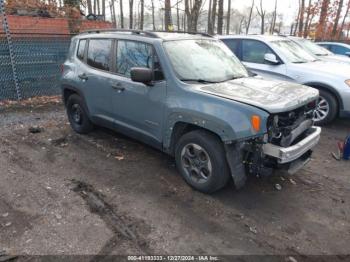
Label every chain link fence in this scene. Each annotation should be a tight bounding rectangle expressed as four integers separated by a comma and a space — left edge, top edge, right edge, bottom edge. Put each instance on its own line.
0, 0, 112, 101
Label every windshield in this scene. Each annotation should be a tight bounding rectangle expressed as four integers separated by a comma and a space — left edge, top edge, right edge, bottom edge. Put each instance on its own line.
271, 40, 318, 63
295, 38, 333, 56
163, 39, 249, 83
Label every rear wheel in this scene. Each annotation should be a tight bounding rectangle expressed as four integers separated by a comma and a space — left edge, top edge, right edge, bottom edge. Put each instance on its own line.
175, 130, 230, 193
313, 89, 338, 125
67, 94, 94, 134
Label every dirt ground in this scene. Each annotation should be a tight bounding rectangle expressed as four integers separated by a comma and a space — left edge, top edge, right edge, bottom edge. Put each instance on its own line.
0, 101, 349, 258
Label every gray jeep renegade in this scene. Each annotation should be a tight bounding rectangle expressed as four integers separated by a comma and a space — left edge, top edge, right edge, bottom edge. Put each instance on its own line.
61, 30, 321, 193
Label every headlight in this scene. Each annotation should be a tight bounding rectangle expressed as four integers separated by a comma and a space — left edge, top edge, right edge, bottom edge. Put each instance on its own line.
345, 79, 350, 87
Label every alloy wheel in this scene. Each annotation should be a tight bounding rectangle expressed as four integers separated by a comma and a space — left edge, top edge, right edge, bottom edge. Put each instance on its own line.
180, 143, 212, 184
313, 96, 330, 122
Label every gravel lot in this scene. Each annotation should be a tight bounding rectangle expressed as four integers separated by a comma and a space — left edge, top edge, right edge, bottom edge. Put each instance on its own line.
0, 101, 349, 258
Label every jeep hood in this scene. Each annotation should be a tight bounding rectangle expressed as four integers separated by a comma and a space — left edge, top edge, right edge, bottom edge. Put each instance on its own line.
197, 77, 319, 113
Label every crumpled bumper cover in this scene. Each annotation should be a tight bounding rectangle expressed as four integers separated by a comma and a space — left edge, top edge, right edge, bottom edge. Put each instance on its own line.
262, 126, 321, 164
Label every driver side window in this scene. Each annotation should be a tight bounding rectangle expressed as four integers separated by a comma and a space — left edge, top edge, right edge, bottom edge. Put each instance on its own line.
242, 40, 275, 64
116, 40, 153, 78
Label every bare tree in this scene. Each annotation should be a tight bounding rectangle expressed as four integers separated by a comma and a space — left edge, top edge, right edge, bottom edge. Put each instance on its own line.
102, 0, 105, 19
209, 0, 217, 34
208, 0, 212, 32
185, 0, 203, 32
269, 0, 277, 34
226, 0, 231, 34
129, 0, 134, 29
87, 0, 92, 14
140, 0, 144, 30
246, 0, 254, 34
303, 0, 312, 37
120, 0, 124, 28
316, 0, 330, 40
217, 0, 224, 34
165, 0, 173, 31
339, 0, 350, 39
298, 0, 305, 36
151, 0, 156, 30
256, 0, 266, 34
332, 0, 344, 38
177, 0, 180, 30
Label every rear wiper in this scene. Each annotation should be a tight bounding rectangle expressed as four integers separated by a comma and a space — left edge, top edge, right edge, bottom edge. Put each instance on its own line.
180, 79, 219, 84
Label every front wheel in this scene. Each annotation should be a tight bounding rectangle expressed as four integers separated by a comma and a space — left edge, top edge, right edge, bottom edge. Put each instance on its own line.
313, 90, 338, 126
175, 130, 230, 193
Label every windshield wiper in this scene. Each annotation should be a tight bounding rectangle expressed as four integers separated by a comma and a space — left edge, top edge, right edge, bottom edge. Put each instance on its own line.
180, 79, 219, 84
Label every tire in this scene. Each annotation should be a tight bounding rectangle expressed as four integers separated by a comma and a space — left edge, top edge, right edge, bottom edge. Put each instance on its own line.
313, 89, 338, 126
175, 130, 231, 193
66, 94, 94, 134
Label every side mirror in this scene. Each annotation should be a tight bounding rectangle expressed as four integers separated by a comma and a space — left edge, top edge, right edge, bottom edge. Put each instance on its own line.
264, 53, 279, 65
130, 67, 153, 85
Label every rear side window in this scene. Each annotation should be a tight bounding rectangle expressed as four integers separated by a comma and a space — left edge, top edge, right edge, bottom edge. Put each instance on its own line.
222, 39, 239, 56
242, 40, 274, 64
331, 45, 350, 54
77, 39, 86, 61
87, 39, 113, 71
116, 40, 153, 77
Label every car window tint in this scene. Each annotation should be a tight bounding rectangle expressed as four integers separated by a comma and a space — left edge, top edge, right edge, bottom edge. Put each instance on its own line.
222, 39, 239, 56
87, 39, 112, 71
116, 41, 153, 77
77, 39, 86, 60
242, 40, 273, 64
331, 45, 350, 54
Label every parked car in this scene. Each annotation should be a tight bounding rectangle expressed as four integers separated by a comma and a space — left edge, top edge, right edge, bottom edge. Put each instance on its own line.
288, 36, 350, 64
62, 30, 321, 193
220, 35, 350, 125
316, 42, 350, 57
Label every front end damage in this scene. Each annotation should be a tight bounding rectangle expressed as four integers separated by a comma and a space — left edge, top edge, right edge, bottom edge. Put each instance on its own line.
225, 101, 321, 189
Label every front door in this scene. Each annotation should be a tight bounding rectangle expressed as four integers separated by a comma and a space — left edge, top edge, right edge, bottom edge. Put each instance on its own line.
110, 40, 166, 146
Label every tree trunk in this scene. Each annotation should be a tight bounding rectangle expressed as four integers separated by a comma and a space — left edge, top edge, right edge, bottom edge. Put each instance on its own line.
185, 0, 203, 32
256, 0, 266, 34
120, 0, 124, 28
246, 0, 254, 34
270, 0, 277, 34
316, 0, 330, 40
298, 0, 305, 36
303, 0, 312, 38
165, 0, 172, 31
226, 0, 231, 34
129, 0, 134, 29
177, 0, 180, 30
93, 0, 96, 14
87, 0, 92, 14
332, 0, 344, 39
217, 0, 224, 34
140, 0, 144, 30
339, 0, 350, 40
151, 0, 156, 30
208, 0, 212, 33
210, 0, 217, 34
97, 0, 100, 15
102, 0, 105, 19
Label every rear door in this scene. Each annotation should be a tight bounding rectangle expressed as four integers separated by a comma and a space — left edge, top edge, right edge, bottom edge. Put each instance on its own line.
240, 39, 289, 81
110, 40, 166, 146
76, 38, 115, 122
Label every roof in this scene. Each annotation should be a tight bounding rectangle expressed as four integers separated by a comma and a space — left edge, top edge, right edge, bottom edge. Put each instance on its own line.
218, 34, 288, 42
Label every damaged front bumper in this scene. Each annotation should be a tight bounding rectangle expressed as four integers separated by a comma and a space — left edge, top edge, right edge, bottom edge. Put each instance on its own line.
262, 126, 321, 164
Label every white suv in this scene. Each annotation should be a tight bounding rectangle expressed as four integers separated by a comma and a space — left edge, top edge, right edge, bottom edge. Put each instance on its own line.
220, 35, 350, 125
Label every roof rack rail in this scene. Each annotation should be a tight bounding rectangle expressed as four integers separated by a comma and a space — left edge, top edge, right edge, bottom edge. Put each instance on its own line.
81, 29, 159, 38
150, 30, 213, 38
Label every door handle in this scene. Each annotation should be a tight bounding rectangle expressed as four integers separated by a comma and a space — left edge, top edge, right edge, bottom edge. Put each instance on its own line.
78, 73, 88, 80
111, 83, 125, 92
